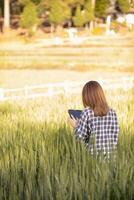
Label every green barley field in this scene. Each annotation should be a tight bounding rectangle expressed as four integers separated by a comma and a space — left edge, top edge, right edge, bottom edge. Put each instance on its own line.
0, 87, 134, 200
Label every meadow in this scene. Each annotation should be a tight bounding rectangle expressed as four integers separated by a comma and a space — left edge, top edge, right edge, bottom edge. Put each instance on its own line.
0, 87, 134, 200
0, 35, 134, 71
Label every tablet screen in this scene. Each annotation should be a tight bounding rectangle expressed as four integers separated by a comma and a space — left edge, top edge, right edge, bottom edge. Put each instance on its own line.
68, 109, 82, 119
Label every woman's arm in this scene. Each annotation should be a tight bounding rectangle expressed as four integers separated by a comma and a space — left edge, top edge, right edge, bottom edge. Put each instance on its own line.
75, 110, 90, 142
69, 110, 90, 141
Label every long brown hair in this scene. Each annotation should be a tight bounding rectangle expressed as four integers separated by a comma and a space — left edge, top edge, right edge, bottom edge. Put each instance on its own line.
82, 81, 109, 117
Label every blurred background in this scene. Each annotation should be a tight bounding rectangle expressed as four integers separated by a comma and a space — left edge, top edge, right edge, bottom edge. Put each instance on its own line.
0, 0, 134, 98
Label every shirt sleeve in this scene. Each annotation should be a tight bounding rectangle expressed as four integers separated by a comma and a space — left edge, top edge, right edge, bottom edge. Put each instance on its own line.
75, 109, 90, 143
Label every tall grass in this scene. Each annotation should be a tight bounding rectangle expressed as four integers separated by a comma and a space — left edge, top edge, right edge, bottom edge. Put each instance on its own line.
0, 89, 134, 200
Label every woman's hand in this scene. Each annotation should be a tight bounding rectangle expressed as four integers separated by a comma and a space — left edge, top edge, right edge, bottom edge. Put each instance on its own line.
68, 115, 79, 128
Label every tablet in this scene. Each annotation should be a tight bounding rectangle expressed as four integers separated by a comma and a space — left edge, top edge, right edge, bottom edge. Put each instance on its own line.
68, 109, 82, 119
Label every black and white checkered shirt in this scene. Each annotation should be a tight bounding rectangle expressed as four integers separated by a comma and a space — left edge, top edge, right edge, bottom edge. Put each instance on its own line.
75, 108, 119, 157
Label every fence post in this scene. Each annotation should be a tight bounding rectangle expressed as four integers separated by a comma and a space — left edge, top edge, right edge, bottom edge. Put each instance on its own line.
48, 87, 54, 97
64, 81, 70, 96
0, 88, 4, 101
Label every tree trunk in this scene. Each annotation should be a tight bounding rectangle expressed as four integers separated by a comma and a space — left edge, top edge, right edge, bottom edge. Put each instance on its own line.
91, 0, 96, 9
89, 21, 94, 32
56, 24, 62, 35
4, 0, 10, 30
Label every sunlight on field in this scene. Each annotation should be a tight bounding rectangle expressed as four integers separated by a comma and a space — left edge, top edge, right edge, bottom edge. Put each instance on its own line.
0, 30, 134, 200
0, 69, 134, 89
0, 36, 134, 70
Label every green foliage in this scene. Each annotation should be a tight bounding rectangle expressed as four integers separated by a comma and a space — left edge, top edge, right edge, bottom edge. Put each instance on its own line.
39, 0, 50, 7
21, 0, 31, 5
66, 0, 85, 6
49, 0, 71, 26
95, 0, 110, 18
20, 1, 38, 30
73, 0, 94, 28
21, 0, 41, 5
84, 0, 94, 23
117, 0, 130, 13
37, 0, 51, 17
73, 5, 86, 27
31, 0, 41, 4
2, 0, 132, 29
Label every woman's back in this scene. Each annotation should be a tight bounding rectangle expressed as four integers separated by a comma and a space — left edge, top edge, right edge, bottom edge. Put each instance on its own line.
69, 81, 119, 157
75, 108, 119, 156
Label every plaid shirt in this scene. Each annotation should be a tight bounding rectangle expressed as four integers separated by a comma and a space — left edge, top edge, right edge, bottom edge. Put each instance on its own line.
75, 108, 119, 157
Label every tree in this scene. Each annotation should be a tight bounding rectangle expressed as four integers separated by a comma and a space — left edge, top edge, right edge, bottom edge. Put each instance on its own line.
117, 0, 130, 13
84, 0, 94, 24
20, 1, 38, 35
20, 0, 40, 6
95, 0, 110, 18
4, 0, 10, 29
49, 0, 71, 27
73, 0, 94, 28
31, 0, 41, 4
66, 0, 85, 7
73, 5, 86, 27
3, 0, 19, 30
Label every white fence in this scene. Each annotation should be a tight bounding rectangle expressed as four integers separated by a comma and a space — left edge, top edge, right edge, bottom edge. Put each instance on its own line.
0, 77, 134, 101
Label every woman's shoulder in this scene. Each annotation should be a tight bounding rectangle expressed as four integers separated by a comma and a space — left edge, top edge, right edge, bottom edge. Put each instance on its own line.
82, 107, 94, 116
79, 107, 94, 120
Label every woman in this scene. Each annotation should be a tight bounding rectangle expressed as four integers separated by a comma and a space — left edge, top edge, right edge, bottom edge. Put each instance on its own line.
68, 81, 119, 157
